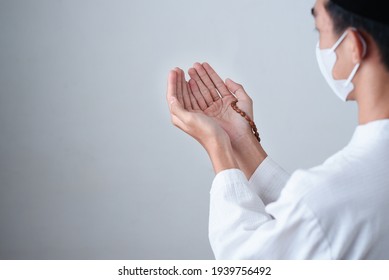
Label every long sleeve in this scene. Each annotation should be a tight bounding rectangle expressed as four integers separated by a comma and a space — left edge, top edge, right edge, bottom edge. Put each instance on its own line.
248, 156, 290, 205
209, 120, 389, 259
209, 169, 331, 259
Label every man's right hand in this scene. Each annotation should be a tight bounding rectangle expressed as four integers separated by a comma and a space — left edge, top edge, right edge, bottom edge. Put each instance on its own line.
187, 62, 268, 179
187, 62, 254, 146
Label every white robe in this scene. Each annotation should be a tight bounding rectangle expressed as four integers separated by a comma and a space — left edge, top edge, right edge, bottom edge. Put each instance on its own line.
209, 119, 389, 259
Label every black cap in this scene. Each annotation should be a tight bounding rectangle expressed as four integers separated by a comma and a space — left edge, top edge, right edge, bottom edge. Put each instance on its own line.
331, 0, 389, 25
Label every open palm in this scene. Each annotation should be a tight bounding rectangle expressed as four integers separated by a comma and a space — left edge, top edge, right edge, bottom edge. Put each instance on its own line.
187, 63, 255, 143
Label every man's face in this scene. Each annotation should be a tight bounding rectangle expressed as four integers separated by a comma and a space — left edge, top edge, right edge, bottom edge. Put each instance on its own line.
312, 0, 357, 91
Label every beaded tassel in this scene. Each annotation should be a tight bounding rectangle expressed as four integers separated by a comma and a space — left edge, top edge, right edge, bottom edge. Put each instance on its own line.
231, 101, 261, 142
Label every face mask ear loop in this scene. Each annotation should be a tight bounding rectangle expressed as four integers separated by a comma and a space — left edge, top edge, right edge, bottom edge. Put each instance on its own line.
344, 63, 360, 87
331, 30, 349, 51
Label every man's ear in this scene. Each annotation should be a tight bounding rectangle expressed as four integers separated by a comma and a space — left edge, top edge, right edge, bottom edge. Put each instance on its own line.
348, 28, 367, 64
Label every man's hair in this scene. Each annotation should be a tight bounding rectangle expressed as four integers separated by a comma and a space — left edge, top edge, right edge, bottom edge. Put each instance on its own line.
325, 0, 389, 72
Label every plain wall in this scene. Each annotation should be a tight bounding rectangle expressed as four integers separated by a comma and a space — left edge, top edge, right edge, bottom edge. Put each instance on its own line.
0, 0, 357, 259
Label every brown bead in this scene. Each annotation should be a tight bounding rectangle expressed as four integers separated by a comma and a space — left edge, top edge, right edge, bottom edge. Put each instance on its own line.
231, 102, 261, 143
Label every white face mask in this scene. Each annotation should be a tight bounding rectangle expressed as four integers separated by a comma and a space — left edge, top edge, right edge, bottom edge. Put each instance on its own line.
316, 29, 367, 102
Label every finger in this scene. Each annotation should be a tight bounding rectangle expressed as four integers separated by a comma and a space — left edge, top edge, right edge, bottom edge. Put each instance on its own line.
225, 78, 251, 101
188, 67, 214, 106
202, 62, 233, 98
179, 69, 192, 110
187, 83, 200, 110
189, 79, 208, 110
193, 62, 220, 101
167, 70, 178, 108
167, 71, 188, 127
174, 67, 184, 106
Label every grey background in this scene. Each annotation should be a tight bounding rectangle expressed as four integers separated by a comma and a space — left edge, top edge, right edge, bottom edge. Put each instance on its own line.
0, 0, 357, 259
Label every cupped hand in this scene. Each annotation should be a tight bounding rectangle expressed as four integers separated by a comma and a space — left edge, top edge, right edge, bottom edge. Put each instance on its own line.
167, 67, 230, 151
187, 62, 255, 145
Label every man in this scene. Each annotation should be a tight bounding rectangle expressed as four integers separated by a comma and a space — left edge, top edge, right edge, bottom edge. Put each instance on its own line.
166, 0, 389, 259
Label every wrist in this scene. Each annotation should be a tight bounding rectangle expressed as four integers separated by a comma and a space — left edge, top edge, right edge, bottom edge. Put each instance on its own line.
231, 132, 268, 179
231, 131, 262, 151
205, 135, 239, 174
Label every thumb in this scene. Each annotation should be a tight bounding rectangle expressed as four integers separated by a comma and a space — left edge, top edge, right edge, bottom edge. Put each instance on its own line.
169, 96, 188, 122
225, 78, 250, 101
